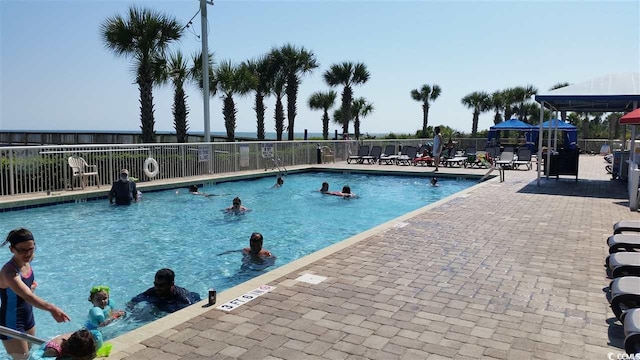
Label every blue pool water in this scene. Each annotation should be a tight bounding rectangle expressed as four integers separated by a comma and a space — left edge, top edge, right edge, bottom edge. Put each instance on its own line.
0, 171, 474, 352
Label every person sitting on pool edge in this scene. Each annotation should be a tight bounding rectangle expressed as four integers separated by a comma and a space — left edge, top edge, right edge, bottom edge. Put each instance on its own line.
225, 197, 249, 213
129, 268, 200, 313
108, 169, 138, 205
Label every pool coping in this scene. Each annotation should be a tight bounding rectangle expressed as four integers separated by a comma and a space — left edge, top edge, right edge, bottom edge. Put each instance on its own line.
105, 168, 495, 357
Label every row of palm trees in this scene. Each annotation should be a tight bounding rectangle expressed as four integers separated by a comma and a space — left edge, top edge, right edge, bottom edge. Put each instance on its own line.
101, 6, 377, 143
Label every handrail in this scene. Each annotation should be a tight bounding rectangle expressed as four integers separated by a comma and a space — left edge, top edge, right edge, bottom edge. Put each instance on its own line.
0, 325, 46, 345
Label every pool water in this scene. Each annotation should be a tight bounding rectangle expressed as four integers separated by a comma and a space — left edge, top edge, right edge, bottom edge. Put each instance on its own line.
0, 171, 474, 350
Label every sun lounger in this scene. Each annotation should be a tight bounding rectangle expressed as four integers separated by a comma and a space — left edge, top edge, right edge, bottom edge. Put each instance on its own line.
609, 277, 640, 321
444, 150, 466, 167
624, 308, 640, 354
512, 148, 533, 170
614, 220, 640, 234
361, 145, 382, 164
495, 150, 515, 169
396, 146, 418, 166
608, 234, 640, 254
413, 154, 433, 166
379, 145, 398, 165
347, 145, 370, 164
607, 252, 640, 278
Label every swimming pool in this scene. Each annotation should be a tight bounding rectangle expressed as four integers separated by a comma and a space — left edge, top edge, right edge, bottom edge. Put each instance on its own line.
0, 171, 474, 352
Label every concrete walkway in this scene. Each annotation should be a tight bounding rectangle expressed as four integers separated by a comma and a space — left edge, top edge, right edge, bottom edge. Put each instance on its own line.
24, 155, 640, 359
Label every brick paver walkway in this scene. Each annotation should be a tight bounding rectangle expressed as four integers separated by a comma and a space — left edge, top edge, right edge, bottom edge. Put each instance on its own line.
102, 156, 638, 359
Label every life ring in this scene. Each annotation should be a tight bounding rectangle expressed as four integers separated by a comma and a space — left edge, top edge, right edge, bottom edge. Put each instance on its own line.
144, 157, 159, 178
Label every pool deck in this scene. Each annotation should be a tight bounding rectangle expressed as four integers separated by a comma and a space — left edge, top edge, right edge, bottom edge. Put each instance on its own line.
5, 155, 640, 359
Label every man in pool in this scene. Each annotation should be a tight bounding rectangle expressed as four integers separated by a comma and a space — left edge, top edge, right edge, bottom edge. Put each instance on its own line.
108, 169, 138, 205
129, 269, 200, 313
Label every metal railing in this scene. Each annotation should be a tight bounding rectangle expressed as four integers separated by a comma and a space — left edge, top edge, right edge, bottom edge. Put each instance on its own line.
0, 138, 630, 197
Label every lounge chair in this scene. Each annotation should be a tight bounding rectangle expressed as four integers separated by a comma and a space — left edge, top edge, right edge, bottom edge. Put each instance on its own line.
68, 156, 100, 190
624, 308, 640, 354
512, 148, 533, 170
347, 145, 370, 164
606, 252, 640, 278
608, 234, 640, 254
444, 150, 466, 167
379, 145, 398, 165
413, 152, 433, 167
361, 145, 382, 164
463, 147, 478, 168
614, 220, 640, 234
396, 146, 418, 166
609, 277, 640, 321
495, 150, 515, 169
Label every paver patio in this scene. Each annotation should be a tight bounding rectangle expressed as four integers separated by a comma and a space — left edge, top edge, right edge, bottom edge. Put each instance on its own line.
4, 155, 638, 359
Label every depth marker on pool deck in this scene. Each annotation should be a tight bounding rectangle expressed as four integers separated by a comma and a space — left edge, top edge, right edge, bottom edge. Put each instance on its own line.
217, 285, 275, 312
295, 273, 327, 285
394, 222, 410, 228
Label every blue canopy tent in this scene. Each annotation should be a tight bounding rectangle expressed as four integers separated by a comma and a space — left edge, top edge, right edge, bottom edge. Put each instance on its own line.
541, 119, 577, 150
487, 119, 535, 149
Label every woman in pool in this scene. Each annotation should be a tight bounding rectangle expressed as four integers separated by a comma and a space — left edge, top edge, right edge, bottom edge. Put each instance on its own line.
272, 177, 284, 189
225, 197, 249, 214
0, 228, 70, 359
319, 182, 329, 193
87, 285, 125, 329
340, 185, 357, 198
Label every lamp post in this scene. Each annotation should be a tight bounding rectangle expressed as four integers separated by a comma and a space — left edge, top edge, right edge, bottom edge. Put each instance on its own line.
200, 0, 213, 142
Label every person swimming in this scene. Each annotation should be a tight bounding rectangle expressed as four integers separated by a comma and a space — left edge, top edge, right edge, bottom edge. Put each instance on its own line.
430, 177, 439, 186
319, 182, 329, 194
225, 197, 249, 214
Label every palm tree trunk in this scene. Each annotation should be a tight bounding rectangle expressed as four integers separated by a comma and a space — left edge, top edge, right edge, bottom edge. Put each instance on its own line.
341, 86, 353, 135
255, 93, 265, 140
274, 97, 284, 141
172, 86, 188, 143
322, 110, 329, 140
471, 110, 480, 137
223, 95, 236, 142
354, 115, 361, 140
138, 62, 156, 143
493, 112, 502, 125
422, 103, 428, 134
286, 75, 299, 140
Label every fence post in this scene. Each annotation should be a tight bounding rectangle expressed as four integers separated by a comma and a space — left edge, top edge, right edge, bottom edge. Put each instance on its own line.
8, 149, 15, 195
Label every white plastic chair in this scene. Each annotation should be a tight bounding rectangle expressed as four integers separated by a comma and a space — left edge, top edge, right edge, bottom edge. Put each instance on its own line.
68, 156, 100, 189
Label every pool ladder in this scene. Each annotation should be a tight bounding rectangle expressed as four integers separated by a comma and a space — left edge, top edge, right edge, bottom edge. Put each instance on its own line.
265, 157, 287, 175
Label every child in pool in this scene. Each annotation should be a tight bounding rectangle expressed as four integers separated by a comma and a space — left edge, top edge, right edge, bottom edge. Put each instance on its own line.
87, 286, 125, 329
41, 328, 99, 360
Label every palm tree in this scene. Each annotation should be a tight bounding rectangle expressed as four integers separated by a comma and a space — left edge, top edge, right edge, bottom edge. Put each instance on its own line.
490, 91, 505, 125
308, 91, 337, 140
351, 98, 374, 139
215, 61, 255, 141
271, 44, 319, 140
512, 85, 538, 120
159, 51, 191, 143
272, 68, 287, 141
461, 91, 491, 137
323, 62, 370, 136
501, 87, 520, 120
101, 7, 183, 143
410, 84, 442, 134
549, 82, 570, 91
244, 55, 274, 140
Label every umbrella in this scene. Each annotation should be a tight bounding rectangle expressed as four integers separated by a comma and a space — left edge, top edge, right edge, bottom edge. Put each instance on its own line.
620, 108, 640, 125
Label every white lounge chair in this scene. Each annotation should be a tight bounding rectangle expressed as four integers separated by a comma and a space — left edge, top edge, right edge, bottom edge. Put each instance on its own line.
379, 145, 398, 165
68, 156, 100, 190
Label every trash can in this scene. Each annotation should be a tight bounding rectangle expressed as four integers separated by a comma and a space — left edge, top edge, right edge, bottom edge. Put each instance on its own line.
316, 144, 322, 164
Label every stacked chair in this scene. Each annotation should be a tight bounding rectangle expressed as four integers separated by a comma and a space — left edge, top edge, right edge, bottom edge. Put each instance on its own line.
605, 220, 640, 354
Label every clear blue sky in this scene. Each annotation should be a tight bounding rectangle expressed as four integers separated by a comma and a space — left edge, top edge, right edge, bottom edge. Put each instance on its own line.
1, 0, 638, 136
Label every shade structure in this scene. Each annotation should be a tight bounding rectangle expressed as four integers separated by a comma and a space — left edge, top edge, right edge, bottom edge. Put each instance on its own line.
620, 108, 640, 125
489, 119, 534, 131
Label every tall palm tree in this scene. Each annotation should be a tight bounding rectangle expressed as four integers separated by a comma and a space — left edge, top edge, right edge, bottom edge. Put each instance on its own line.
308, 91, 337, 140
351, 98, 374, 139
461, 91, 491, 137
244, 55, 274, 140
272, 68, 287, 141
215, 61, 255, 141
271, 44, 319, 140
490, 91, 505, 125
323, 62, 370, 136
501, 87, 520, 120
101, 6, 183, 143
410, 84, 442, 134
512, 85, 538, 120
159, 51, 191, 143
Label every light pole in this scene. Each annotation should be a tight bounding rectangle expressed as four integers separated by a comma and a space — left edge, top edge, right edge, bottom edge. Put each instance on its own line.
201, 0, 213, 142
